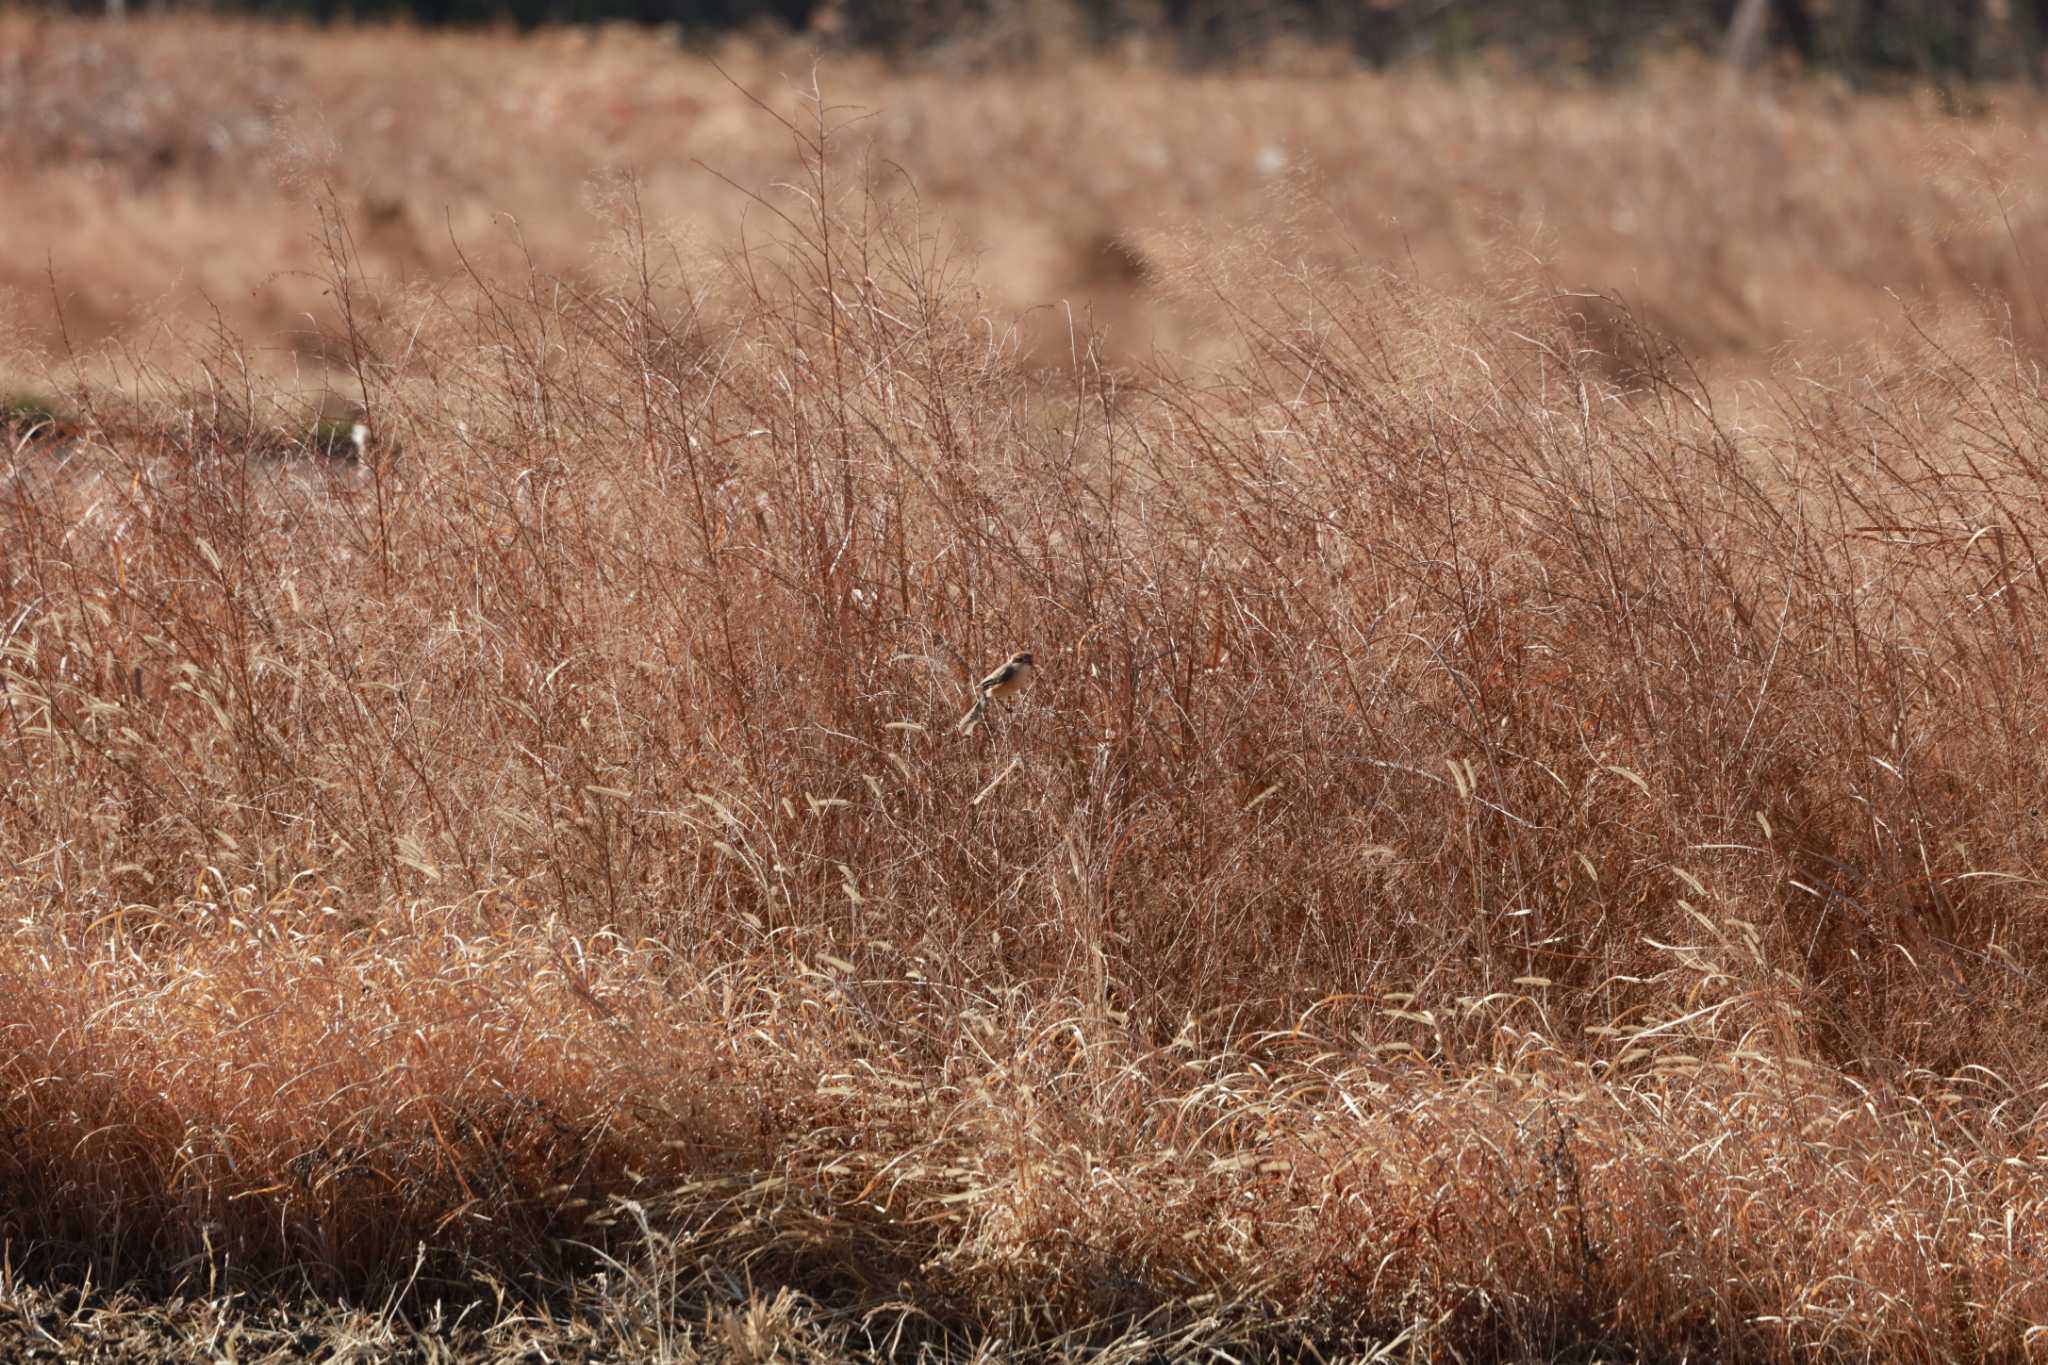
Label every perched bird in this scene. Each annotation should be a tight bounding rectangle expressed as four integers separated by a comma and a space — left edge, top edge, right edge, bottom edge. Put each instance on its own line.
958, 650, 1035, 734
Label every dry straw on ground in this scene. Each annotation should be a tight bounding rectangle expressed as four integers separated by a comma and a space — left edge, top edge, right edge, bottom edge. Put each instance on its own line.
4, 18, 2048, 1364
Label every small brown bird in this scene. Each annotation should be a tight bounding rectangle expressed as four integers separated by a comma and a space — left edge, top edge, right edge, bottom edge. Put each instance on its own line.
958, 650, 1035, 734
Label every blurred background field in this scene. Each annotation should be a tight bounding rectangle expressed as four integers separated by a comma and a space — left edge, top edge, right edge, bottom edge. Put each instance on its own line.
10, 4, 2048, 1362
10, 3, 2048, 389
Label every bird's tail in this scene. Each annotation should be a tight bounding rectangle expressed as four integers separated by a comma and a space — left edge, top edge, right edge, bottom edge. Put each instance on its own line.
957, 694, 988, 735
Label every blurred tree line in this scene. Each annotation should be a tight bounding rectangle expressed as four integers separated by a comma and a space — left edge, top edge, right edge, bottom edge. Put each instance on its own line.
59, 0, 2048, 82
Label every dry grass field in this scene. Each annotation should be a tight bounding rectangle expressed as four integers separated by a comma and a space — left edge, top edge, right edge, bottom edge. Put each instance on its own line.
8, 12, 2048, 1362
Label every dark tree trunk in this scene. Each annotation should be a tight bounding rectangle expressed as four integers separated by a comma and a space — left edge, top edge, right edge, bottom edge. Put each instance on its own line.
1726, 0, 1815, 67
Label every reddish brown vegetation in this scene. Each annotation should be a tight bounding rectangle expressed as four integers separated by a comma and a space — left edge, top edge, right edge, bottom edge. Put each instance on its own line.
4, 14, 2048, 1362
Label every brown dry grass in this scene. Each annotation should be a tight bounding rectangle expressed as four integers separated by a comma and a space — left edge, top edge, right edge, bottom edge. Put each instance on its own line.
7, 12, 2048, 380
6, 13, 2048, 1363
